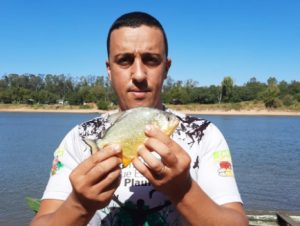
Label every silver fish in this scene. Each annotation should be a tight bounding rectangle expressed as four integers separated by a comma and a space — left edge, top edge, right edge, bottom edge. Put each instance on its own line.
84, 107, 179, 167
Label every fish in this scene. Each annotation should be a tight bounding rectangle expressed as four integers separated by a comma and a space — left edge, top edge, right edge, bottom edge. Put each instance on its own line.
84, 107, 179, 167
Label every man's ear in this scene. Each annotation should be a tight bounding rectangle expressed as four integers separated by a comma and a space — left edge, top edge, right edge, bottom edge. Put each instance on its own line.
164, 58, 172, 79
106, 61, 112, 81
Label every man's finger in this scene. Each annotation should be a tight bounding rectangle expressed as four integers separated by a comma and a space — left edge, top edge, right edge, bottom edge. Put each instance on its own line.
144, 138, 177, 166
74, 144, 121, 175
87, 156, 121, 185
132, 157, 155, 182
145, 125, 178, 149
137, 145, 165, 172
91, 166, 121, 195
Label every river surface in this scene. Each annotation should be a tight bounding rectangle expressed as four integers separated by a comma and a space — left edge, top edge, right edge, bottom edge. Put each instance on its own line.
0, 112, 299, 225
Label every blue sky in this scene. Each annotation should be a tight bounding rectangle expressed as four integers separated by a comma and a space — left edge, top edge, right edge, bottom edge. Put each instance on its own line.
1, 0, 299, 86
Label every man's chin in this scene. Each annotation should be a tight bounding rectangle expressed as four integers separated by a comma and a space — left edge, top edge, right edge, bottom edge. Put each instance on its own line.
125, 99, 156, 109
126, 99, 164, 110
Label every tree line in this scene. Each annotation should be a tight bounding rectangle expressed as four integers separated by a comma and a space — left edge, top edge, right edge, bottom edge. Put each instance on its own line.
0, 73, 299, 109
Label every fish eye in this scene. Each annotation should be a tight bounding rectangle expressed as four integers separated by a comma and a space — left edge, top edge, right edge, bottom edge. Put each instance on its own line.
166, 114, 173, 121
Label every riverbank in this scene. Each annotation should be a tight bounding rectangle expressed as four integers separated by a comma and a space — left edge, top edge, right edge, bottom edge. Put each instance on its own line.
179, 109, 300, 116
1, 104, 300, 116
0, 107, 107, 114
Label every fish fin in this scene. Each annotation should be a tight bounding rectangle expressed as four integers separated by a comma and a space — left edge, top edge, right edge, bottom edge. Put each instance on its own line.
107, 111, 125, 125
108, 109, 135, 125
122, 157, 132, 168
83, 138, 98, 155
165, 119, 179, 136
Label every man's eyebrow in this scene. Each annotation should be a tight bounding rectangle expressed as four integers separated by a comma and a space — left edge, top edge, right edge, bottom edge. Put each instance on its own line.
142, 52, 160, 55
114, 53, 134, 58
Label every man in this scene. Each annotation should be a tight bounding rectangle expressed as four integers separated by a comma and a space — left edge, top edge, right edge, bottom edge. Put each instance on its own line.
31, 12, 248, 225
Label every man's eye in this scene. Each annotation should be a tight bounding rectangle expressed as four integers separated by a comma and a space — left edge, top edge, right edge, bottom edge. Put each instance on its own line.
116, 56, 134, 66
142, 55, 161, 66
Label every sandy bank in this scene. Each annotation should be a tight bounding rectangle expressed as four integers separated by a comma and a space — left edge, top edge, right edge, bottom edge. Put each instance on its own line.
182, 109, 300, 116
1, 107, 299, 116
0, 107, 106, 114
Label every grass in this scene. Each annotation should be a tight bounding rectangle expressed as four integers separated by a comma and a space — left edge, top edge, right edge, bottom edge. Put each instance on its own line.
1, 101, 300, 112
166, 101, 300, 112
0, 103, 95, 110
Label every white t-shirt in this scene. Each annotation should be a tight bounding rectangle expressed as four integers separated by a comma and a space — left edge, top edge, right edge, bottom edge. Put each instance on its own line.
43, 109, 242, 226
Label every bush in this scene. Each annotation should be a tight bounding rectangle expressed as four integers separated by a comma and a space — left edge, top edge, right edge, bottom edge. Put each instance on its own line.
294, 93, 300, 102
281, 94, 296, 106
230, 103, 242, 110
264, 97, 282, 109
97, 99, 110, 110
79, 105, 93, 109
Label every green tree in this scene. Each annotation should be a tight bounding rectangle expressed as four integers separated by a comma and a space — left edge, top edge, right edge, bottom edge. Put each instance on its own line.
168, 80, 190, 104
244, 77, 266, 101
278, 80, 289, 98
262, 77, 280, 108
0, 89, 13, 103
202, 85, 220, 104
231, 86, 246, 102
187, 85, 218, 104
288, 80, 300, 101
162, 76, 174, 103
35, 90, 58, 104
220, 76, 234, 103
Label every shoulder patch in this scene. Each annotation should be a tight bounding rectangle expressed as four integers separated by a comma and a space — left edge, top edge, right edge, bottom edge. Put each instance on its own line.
54, 147, 65, 157
213, 150, 234, 177
51, 147, 65, 176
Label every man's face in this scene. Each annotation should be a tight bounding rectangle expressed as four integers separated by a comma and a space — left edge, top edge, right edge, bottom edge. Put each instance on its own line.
106, 25, 171, 111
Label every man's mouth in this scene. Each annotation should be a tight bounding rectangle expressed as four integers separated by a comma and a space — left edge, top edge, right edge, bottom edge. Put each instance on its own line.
128, 89, 149, 99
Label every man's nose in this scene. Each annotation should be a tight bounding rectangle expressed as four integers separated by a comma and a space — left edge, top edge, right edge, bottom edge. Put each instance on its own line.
131, 58, 147, 82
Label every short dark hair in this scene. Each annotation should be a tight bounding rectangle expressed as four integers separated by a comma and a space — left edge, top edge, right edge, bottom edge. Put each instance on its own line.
107, 11, 168, 57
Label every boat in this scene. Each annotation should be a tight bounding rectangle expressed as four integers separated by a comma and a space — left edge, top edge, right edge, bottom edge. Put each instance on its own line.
247, 210, 300, 226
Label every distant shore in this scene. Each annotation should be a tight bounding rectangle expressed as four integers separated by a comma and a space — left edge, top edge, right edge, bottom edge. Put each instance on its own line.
0, 107, 107, 114
182, 109, 300, 116
1, 105, 300, 116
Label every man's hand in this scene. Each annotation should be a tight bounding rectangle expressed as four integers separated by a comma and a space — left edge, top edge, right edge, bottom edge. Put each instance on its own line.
31, 144, 122, 226
133, 125, 248, 226
132, 125, 192, 203
69, 144, 122, 214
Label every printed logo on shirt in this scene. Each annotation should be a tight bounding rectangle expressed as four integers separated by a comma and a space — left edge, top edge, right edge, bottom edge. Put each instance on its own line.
97, 164, 179, 225
51, 147, 65, 175
213, 150, 233, 177
54, 147, 65, 157
122, 164, 150, 187
100, 195, 173, 225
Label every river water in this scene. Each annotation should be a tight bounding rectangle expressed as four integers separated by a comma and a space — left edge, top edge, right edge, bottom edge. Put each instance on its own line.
0, 112, 299, 225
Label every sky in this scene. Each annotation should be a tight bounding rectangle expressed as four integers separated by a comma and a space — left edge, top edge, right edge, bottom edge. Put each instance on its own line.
1, 0, 299, 86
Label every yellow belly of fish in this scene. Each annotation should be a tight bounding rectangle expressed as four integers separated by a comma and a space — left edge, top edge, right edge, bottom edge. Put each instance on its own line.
121, 137, 144, 167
